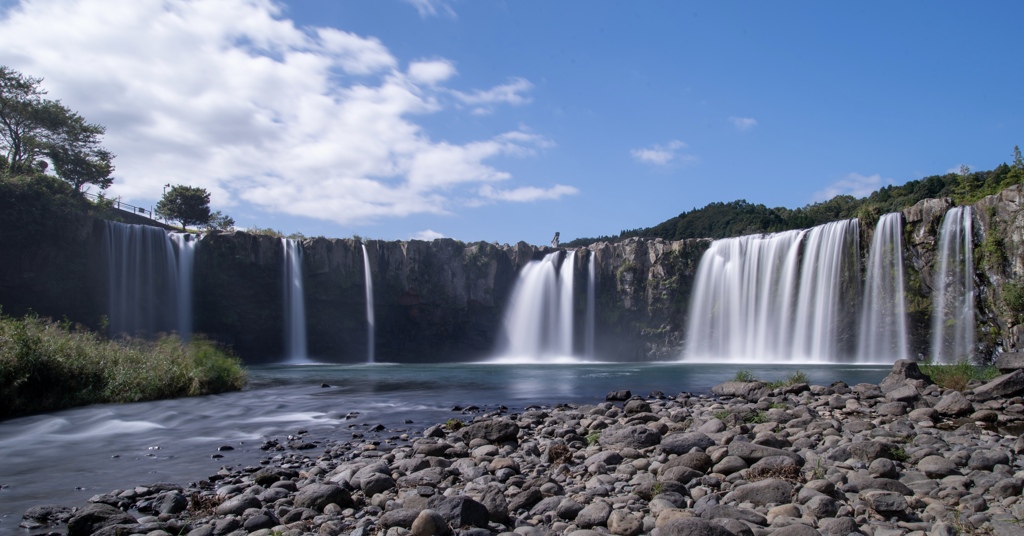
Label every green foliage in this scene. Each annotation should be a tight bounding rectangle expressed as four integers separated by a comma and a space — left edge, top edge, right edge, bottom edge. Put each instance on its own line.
745, 411, 768, 424
0, 173, 94, 246
978, 232, 1007, 274
0, 66, 114, 190
768, 370, 809, 389
248, 226, 284, 238
156, 185, 212, 230
586, 432, 601, 445
445, 418, 464, 431
566, 149, 1023, 246
918, 361, 1001, 392
1003, 281, 1024, 319
0, 312, 246, 419
206, 210, 235, 231
733, 369, 756, 382
713, 410, 731, 421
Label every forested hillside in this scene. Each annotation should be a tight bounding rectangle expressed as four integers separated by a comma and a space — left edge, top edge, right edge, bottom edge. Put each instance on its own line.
565, 150, 1024, 246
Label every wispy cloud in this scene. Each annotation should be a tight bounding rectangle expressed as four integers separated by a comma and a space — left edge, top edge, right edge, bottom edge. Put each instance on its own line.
412, 229, 445, 240
630, 140, 696, 166
729, 116, 758, 132
478, 184, 579, 203
0, 0, 564, 226
811, 172, 883, 202
404, 0, 456, 18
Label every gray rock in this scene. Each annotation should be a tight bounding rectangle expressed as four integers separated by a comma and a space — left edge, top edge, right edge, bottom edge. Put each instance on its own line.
606, 390, 632, 401
480, 485, 510, 523
712, 455, 748, 475
380, 509, 421, 529
556, 498, 584, 520
711, 381, 770, 402
842, 474, 913, 495
454, 419, 520, 444
67, 504, 137, 536
918, 455, 959, 478
969, 449, 1010, 471
699, 505, 766, 526
607, 509, 642, 536
293, 483, 352, 511
996, 352, 1024, 372
725, 478, 794, 506
805, 495, 838, 518
879, 360, 931, 393
868, 458, 899, 479
575, 501, 612, 528
728, 441, 803, 465
771, 525, 822, 536
990, 478, 1024, 499
659, 432, 715, 455
885, 385, 920, 402
624, 399, 651, 414
934, 391, 972, 416
398, 467, 448, 487
410, 509, 452, 536
860, 490, 908, 514
362, 472, 397, 496
598, 424, 662, 450
973, 370, 1024, 401
658, 517, 735, 536
817, 517, 859, 536
214, 493, 261, 516
428, 495, 490, 529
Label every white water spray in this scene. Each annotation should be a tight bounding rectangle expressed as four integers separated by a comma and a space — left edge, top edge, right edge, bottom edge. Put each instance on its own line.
361, 243, 376, 364
496, 251, 577, 362
168, 233, 196, 341
856, 213, 908, 362
931, 206, 975, 363
684, 219, 860, 362
282, 239, 308, 362
585, 252, 596, 358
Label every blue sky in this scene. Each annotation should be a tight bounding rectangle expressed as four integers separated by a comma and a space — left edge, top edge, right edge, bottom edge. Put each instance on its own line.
1, 1, 1021, 245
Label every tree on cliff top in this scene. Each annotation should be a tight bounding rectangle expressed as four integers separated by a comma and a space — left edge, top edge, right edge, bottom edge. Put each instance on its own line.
155, 185, 212, 230
0, 66, 115, 190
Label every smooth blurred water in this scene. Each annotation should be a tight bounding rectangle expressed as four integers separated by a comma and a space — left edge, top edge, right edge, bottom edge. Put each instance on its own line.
0, 362, 889, 531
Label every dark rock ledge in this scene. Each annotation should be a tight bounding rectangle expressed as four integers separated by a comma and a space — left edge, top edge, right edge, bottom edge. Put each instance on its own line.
21, 360, 1024, 536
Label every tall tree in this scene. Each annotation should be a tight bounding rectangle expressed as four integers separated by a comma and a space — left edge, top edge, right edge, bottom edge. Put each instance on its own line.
0, 65, 114, 190
155, 185, 212, 230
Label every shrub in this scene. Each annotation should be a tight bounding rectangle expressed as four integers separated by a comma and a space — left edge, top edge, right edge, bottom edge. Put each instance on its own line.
0, 312, 246, 419
733, 370, 756, 382
918, 361, 1000, 392
1003, 281, 1024, 318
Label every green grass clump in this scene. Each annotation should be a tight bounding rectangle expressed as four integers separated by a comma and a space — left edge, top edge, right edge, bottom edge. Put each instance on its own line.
918, 361, 1000, 392
768, 370, 809, 389
733, 370, 756, 382
0, 313, 246, 419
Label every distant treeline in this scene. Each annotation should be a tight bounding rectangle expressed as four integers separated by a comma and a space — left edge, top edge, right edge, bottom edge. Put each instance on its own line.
564, 148, 1024, 247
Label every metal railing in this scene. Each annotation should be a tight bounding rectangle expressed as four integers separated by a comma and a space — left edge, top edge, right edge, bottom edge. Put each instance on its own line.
83, 191, 155, 220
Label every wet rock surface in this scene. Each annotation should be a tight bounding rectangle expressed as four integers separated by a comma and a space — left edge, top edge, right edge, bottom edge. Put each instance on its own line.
22, 362, 1024, 536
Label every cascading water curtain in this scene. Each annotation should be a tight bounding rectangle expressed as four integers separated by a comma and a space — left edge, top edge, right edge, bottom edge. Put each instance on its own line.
168, 233, 197, 341
282, 238, 308, 362
683, 219, 860, 362
856, 213, 909, 363
931, 206, 975, 364
105, 221, 179, 339
361, 243, 376, 364
496, 251, 576, 361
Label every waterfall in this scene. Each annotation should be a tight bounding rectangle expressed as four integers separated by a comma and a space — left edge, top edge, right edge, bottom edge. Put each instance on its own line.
282, 238, 308, 362
931, 206, 975, 363
856, 213, 909, 362
584, 252, 596, 358
495, 251, 577, 362
557, 251, 575, 356
361, 243, 375, 364
105, 221, 194, 339
168, 233, 196, 341
683, 219, 860, 362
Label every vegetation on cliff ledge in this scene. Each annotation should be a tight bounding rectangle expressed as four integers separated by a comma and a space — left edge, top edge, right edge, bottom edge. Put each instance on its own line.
0, 312, 246, 419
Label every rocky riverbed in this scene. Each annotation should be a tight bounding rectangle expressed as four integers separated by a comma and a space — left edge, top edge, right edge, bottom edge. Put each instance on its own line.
19, 361, 1024, 536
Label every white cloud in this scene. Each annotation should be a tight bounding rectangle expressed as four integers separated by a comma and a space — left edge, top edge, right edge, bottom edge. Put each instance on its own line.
630, 140, 696, 166
451, 77, 533, 115
811, 172, 883, 202
0, 0, 561, 226
412, 229, 445, 240
478, 184, 579, 203
729, 116, 758, 132
404, 0, 456, 18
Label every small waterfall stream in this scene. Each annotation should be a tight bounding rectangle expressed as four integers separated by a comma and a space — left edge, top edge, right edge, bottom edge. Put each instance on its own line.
361, 243, 376, 364
856, 213, 909, 362
105, 222, 194, 339
585, 252, 596, 358
282, 238, 308, 362
931, 206, 975, 363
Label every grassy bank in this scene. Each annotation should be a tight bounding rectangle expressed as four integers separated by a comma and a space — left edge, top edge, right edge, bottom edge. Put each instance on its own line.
918, 361, 1001, 391
0, 312, 246, 419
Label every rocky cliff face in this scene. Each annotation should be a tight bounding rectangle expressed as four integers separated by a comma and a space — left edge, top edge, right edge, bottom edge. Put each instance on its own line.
6, 187, 1024, 364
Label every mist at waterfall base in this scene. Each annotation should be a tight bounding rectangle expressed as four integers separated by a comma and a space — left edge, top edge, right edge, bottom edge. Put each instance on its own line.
0, 362, 891, 526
